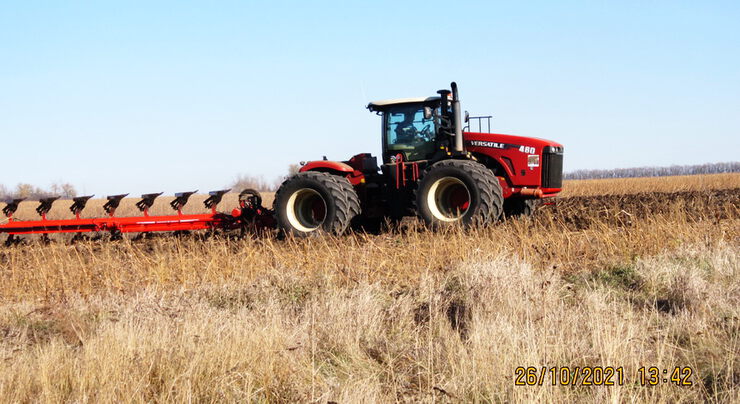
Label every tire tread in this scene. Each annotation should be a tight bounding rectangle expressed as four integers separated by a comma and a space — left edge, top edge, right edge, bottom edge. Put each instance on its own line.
274, 171, 361, 236
414, 159, 503, 227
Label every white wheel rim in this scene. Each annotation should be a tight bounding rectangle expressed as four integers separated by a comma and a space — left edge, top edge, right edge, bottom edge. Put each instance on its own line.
427, 177, 471, 222
286, 188, 327, 232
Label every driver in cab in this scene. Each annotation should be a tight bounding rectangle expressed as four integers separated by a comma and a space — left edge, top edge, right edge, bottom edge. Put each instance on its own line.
395, 111, 418, 143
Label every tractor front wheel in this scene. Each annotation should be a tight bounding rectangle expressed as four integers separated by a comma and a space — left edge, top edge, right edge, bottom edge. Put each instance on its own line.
415, 160, 502, 228
274, 171, 360, 237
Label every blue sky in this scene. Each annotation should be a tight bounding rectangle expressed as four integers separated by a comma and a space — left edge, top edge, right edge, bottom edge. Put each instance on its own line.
1, 1, 738, 195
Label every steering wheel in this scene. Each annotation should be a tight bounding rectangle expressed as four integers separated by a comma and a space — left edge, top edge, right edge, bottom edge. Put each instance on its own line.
417, 124, 432, 140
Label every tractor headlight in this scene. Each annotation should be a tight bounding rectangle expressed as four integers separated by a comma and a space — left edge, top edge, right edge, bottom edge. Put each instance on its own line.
544, 146, 564, 154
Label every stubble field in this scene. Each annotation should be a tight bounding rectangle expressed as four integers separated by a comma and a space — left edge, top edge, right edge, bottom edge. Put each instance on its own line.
0, 173, 738, 402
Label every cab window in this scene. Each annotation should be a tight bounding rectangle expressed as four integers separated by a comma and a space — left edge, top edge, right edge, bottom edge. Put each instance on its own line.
386, 106, 435, 148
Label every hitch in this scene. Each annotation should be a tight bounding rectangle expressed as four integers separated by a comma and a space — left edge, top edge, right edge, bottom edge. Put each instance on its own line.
237, 189, 275, 233
239, 188, 262, 210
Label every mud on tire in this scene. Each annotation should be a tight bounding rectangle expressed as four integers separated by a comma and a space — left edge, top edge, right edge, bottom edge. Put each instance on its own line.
274, 171, 360, 237
414, 160, 503, 228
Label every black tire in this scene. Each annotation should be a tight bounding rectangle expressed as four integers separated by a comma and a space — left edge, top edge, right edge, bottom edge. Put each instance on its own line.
414, 160, 503, 228
503, 198, 537, 218
274, 171, 360, 237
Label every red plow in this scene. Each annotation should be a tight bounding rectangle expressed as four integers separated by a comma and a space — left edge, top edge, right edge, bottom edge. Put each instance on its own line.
0, 189, 275, 246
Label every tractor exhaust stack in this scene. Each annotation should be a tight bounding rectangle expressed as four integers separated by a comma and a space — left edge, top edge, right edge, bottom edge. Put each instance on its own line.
451, 82, 464, 152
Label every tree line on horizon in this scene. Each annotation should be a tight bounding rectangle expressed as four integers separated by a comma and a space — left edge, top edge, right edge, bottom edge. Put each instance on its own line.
564, 161, 739, 180
0, 182, 78, 202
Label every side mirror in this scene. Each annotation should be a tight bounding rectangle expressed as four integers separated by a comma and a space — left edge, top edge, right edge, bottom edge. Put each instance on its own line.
464, 110, 470, 123
423, 106, 433, 120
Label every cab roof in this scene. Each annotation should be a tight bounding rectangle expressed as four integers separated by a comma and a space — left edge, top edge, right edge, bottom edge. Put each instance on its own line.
367, 96, 440, 112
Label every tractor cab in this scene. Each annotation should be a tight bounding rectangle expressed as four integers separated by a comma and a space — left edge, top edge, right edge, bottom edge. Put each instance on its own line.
367, 97, 445, 164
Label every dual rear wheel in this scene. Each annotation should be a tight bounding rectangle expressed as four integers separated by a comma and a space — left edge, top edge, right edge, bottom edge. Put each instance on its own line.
274, 171, 360, 236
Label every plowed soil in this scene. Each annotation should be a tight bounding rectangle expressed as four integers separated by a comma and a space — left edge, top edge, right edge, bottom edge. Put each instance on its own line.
542, 188, 739, 230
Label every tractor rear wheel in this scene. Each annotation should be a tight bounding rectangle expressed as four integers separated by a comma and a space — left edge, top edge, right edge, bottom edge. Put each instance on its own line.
274, 171, 360, 237
415, 160, 503, 228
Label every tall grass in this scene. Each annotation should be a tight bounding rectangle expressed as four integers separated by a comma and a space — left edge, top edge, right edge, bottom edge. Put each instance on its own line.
0, 244, 736, 402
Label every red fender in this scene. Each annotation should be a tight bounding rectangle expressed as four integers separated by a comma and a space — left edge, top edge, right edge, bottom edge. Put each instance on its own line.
300, 161, 355, 174
299, 161, 365, 185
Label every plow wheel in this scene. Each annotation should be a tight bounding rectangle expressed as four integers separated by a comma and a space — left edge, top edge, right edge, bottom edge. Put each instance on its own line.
274, 171, 360, 237
415, 159, 502, 228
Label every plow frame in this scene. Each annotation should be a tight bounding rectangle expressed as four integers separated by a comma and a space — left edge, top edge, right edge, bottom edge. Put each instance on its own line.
0, 189, 275, 244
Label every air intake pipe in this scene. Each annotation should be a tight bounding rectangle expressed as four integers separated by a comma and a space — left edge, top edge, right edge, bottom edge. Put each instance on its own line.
450, 82, 464, 152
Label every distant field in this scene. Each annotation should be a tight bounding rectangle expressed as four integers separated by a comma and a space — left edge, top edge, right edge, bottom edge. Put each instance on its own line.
0, 173, 737, 402
561, 172, 740, 197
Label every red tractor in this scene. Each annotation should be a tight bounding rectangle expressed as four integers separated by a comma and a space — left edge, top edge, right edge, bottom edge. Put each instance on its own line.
273, 82, 564, 236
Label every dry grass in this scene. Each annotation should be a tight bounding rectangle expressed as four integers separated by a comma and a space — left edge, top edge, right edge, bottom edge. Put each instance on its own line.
0, 245, 737, 402
0, 174, 738, 402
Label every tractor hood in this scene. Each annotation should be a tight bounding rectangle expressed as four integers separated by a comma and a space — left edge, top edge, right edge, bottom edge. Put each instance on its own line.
463, 131, 563, 152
